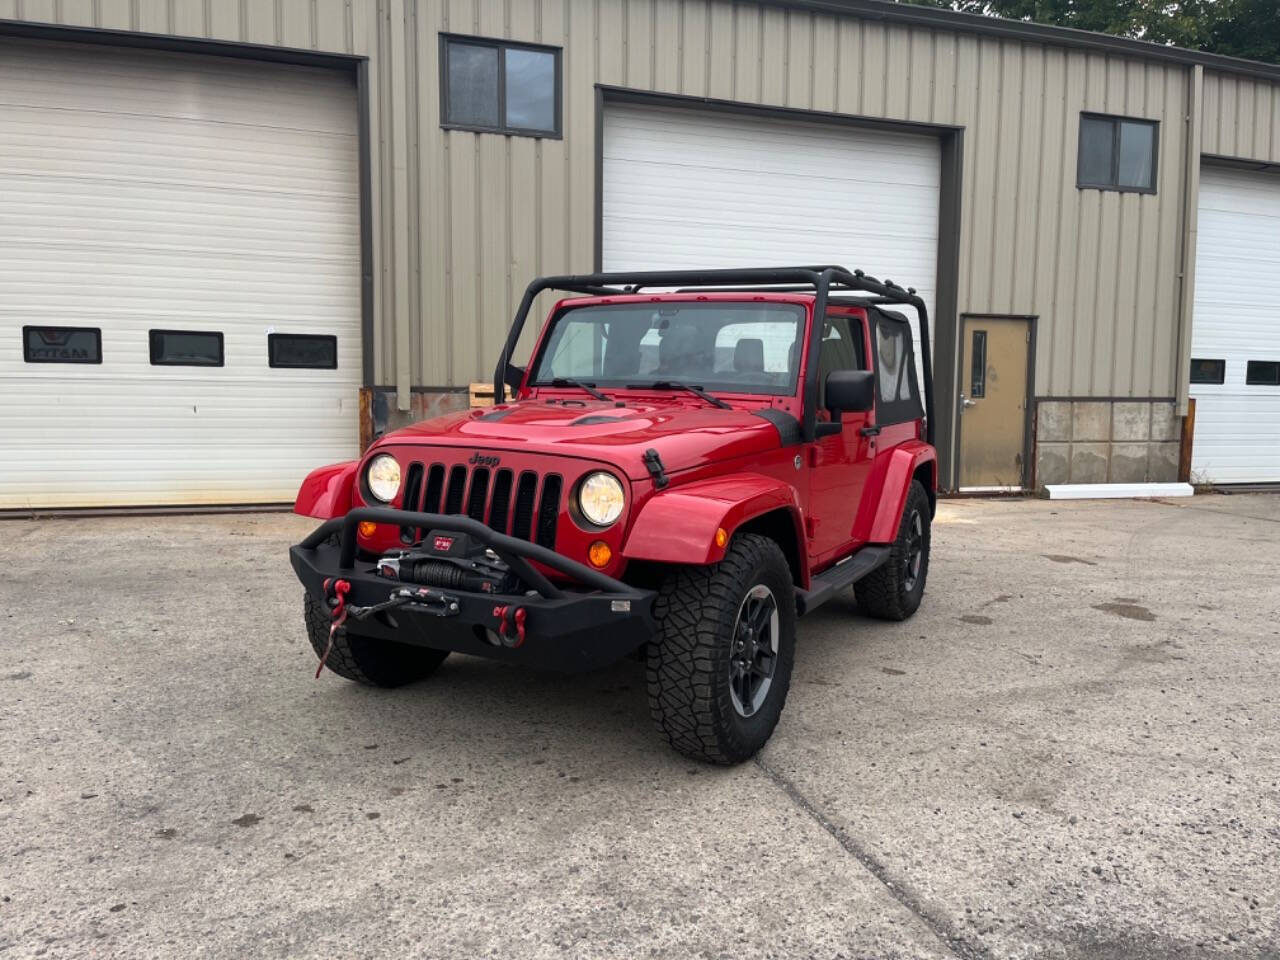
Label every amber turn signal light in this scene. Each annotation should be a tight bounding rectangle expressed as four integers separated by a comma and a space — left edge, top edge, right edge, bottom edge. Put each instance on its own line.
715, 527, 728, 548
358, 521, 378, 538
588, 541, 613, 568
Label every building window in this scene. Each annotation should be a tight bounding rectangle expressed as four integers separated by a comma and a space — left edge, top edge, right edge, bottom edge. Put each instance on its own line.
149, 329, 223, 367
970, 330, 987, 398
1246, 360, 1280, 386
440, 34, 560, 137
269, 333, 337, 369
23, 325, 102, 364
1077, 113, 1158, 193
1189, 358, 1226, 385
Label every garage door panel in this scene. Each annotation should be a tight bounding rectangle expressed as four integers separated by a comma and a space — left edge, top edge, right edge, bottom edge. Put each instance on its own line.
4, 184, 358, 258
604, 110, 940, 186
0, 38, 360, 508
1190, 165, 1280, 484
0, 380, 357, 507
1188, 396, 1280, 485
604, 172, 938, 228
1, 324, 361, 381
2, 114, 357, 197
1, 40, 355, 134
1, 263, 359, 315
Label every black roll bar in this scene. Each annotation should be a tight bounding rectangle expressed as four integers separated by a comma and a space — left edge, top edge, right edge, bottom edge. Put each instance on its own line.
493, 266, 935, 447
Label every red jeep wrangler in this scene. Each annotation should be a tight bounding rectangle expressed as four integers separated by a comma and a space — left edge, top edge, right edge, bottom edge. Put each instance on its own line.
290, 267, 936, 764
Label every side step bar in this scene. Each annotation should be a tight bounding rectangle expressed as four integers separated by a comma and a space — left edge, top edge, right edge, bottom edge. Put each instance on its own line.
795, 545, 892, 616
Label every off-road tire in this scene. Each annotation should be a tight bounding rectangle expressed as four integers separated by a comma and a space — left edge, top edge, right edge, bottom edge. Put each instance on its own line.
854, 479, 931, 621
303, 592, 449, 687
646, 534, 796, 765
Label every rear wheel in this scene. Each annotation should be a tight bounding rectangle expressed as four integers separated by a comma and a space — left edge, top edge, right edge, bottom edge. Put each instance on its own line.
854, 479, 931, 621
646, 534, 796, 765
303, 592, 448, 687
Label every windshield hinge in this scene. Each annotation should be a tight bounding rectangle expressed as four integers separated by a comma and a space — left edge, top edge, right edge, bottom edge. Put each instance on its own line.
642, 448, 670, 490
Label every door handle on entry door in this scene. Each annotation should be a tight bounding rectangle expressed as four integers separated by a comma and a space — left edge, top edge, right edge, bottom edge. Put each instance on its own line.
960, 394, 977, 410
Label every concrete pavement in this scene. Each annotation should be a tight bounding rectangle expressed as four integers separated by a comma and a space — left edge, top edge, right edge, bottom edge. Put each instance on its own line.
1, 494, 1277, 958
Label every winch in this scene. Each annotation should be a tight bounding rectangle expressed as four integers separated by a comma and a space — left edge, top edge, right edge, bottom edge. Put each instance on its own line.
375, 529, 521, 595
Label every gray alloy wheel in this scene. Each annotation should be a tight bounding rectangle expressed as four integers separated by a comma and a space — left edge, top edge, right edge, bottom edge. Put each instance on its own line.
728, 584, 780, 718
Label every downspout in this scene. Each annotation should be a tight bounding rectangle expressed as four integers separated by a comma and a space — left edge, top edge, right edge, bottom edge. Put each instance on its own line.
1173, 64, 1203, 417
388, 0, 413, 412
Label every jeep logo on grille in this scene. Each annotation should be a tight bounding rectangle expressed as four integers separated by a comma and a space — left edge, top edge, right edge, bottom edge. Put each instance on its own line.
468, 452, 501, 468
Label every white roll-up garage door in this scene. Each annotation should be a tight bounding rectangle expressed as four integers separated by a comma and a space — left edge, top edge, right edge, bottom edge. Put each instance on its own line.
0, 38, 360, 509
1190, 165, 1280, 484
602, 103, 940, 373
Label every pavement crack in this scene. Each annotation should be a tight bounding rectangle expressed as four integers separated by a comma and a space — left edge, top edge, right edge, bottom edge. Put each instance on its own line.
754, 757, 986, 960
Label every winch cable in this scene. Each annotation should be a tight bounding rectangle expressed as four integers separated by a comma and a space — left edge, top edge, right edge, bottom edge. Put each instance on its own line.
316, 580, 464, 678
316, 578, 351, 678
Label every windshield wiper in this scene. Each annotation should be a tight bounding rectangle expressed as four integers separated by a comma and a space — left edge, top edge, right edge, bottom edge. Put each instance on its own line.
550, 377, 610, 402
627, 380, 731, 410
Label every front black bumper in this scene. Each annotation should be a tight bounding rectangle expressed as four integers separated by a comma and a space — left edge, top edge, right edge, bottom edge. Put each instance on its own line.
290, 507, 656, 672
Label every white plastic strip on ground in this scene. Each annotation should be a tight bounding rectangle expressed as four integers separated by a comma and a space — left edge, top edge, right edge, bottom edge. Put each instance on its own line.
1045, 483, 1194, 500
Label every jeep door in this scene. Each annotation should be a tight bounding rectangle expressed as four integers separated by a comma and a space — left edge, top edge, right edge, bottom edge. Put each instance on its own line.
806, 309, 876, 567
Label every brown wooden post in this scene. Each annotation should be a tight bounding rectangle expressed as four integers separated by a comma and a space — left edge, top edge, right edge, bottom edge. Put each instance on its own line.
358, 386, 374, 453
1178, 397, 1196, 483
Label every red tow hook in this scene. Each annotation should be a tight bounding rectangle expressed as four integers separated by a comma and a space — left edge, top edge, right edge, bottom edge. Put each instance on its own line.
491, 604, 527, 648
316, 578, 351, 678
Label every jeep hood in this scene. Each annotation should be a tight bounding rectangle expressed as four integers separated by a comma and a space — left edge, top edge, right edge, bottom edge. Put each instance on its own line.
379, 399, 787, 479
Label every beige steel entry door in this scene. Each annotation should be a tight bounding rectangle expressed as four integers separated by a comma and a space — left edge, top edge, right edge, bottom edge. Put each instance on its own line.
958, 317, 1031, 488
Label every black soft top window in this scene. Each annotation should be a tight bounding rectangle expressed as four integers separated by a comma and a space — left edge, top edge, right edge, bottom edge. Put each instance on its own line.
869, 308, 924, 425
817, 314, 866, 409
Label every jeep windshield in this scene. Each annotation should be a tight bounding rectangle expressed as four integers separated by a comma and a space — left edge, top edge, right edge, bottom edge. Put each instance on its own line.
529, 301, 805, 397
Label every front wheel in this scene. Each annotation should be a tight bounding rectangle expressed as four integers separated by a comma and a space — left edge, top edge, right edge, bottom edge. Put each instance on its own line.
646, 534, 796, 765
303, 592, 448, 687
854, 479, 931, 621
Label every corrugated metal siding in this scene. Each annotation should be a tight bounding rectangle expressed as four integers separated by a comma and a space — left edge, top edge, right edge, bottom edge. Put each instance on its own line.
0, 0, 360, 47
409, 1, 1192, 400
1202, 70, 1280, 164
6, 0, 1258, 402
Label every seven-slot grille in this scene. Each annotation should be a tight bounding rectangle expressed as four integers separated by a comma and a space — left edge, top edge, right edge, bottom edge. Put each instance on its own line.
400, 460, 564, 550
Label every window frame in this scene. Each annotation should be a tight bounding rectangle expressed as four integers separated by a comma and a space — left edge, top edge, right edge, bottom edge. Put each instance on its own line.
268, 333, 338, 370
970, 329, 988, 398
1245, 360, 1280, 386
438, 33, 562, 139
1189, 358, 1227, 385
148, 328, 224, 368
1076, 112, 1159, 195
528, 301, 806, 397
22, 325, 103, 364
817, 313, 867, 412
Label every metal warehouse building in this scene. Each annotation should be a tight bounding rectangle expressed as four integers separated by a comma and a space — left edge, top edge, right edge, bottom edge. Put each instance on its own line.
2, 0, 1279, 508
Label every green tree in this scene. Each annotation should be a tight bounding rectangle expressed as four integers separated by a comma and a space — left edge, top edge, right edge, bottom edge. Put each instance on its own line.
1203, 0, 1280, 65
896, 0, 1280, 65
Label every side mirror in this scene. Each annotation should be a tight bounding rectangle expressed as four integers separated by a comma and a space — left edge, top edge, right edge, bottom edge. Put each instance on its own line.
825, 369, 875, 415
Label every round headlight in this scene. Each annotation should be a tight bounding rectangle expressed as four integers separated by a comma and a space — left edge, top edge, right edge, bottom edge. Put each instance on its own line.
578, 472, 625, 527
365, 454, 401, 503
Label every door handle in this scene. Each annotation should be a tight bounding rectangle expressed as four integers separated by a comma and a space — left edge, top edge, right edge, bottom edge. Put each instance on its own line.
960, 394, 977, 409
